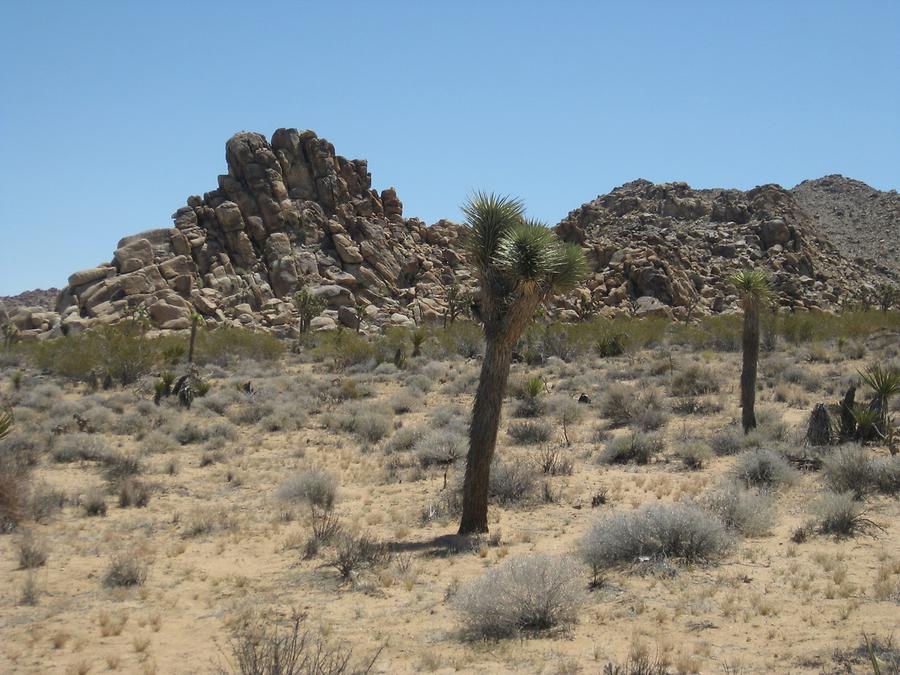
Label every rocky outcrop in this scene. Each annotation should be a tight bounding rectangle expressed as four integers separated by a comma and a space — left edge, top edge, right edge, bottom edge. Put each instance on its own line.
553, 179, 897, 319
5, 132, 898, 340
49, 129, 469, 338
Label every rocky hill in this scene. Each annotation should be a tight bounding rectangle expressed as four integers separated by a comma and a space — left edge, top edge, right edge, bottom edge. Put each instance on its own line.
554, 179, 897, 320
791, 175, 899, 275
2, 129, 897, 340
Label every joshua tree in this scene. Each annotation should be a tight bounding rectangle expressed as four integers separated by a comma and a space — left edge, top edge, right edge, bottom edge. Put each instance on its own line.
294, 288, 326, 334
187, 311, 202, 364
458, 192, 586, 534
730, 269, 771, 433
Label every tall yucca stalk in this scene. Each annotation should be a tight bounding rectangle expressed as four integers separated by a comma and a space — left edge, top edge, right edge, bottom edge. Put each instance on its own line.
729, 269, 771, 433
458, 193, 586, 534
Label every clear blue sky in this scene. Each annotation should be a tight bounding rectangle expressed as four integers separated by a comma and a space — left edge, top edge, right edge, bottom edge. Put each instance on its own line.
1, 1, 898, 295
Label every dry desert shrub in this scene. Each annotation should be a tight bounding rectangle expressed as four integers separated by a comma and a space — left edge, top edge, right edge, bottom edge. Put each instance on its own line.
414, 429, 466, 467
17, 530, 48, 568
731, 449, 797, 489
103, 553, 148, 587
277, 470, 338, 511
579, 502, 732, 574
507, 420, 554, 445
704, 485, 775, 536
52, 432, 110, 463
453, 554, 584, 638
597, 432, 664, 465
226, 611, 379, 675
814, 491, 882, 537
670, 363, 721, 397
823, 445, 900, 498
0, 470, 29, 533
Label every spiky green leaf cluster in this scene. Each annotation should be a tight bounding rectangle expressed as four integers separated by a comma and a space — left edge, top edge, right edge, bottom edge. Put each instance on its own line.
0, 408, 12, 440
728, 269, 771, 299
859, 364, 900, 401
463, 193, 586, 294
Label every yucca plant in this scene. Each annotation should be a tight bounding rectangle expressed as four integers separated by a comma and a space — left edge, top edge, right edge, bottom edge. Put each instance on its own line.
858, 364, 900, 423
851, 405, 881, 444
0, 408, 12, 440
729, 269, 771, 433
524, 377, 544, 400
458, 193, 586, 534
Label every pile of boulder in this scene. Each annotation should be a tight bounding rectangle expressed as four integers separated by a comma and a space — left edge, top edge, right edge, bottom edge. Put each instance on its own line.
553, 179, 896, 320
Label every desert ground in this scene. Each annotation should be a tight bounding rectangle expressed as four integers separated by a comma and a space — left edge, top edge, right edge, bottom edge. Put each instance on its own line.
1, 316, 898, 674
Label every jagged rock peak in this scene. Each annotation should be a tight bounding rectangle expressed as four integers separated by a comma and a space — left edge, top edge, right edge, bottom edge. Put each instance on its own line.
42, 128, 468, 340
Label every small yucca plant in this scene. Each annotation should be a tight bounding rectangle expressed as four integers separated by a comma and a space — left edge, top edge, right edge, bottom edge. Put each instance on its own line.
524, 377, 544, 400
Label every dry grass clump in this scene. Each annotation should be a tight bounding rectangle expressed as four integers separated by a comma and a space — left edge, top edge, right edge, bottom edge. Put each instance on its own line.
51, 432, 109, 463
414, 429, 466, 467
118, 479, 151, 508
597, 432, 664, 465
579, 503, 732, 573
17, 530, 49, 568
814, 492, 882, 537
705, 485, 775, 536
453, 554, 584, 638
0, 470, 29, 533
103, 553, 148, 587
324, 402, 393, 445
81, 488, 108, 517
488, 458, 538, 504
599, 384, 636, 428
823, 445, 900, 498
326, 533, 389, 580
276, 470, 338, 511
507, 420, 553, 445
670, 363, 721, 397
731, 449, 797, 489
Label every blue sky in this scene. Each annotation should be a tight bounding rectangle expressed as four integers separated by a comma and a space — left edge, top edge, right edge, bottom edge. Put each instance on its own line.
1, 1, 898, 294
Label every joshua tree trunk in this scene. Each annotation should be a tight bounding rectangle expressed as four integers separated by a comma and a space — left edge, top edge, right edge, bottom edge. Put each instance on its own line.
740, 300, 760, 433
188, 319, 198, 364
458, 334, 514, 534
459, 294, 542, 535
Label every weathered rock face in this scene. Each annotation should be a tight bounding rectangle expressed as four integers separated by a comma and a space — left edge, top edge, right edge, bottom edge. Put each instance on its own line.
554, 179, 897, 319
52, 129, 469, 336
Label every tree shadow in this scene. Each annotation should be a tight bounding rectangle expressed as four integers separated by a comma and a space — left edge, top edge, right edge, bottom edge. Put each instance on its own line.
385, 532, 483, 558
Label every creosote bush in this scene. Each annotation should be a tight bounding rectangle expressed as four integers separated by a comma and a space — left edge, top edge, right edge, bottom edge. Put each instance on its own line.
453, 554, 584, 638
579, 503, 732, 572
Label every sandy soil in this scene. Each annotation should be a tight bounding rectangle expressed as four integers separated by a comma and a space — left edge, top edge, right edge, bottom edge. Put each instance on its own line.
1, 337, 898, 674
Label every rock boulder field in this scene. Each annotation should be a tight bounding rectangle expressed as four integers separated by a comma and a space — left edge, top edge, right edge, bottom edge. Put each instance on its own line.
3, 128, 897, 340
